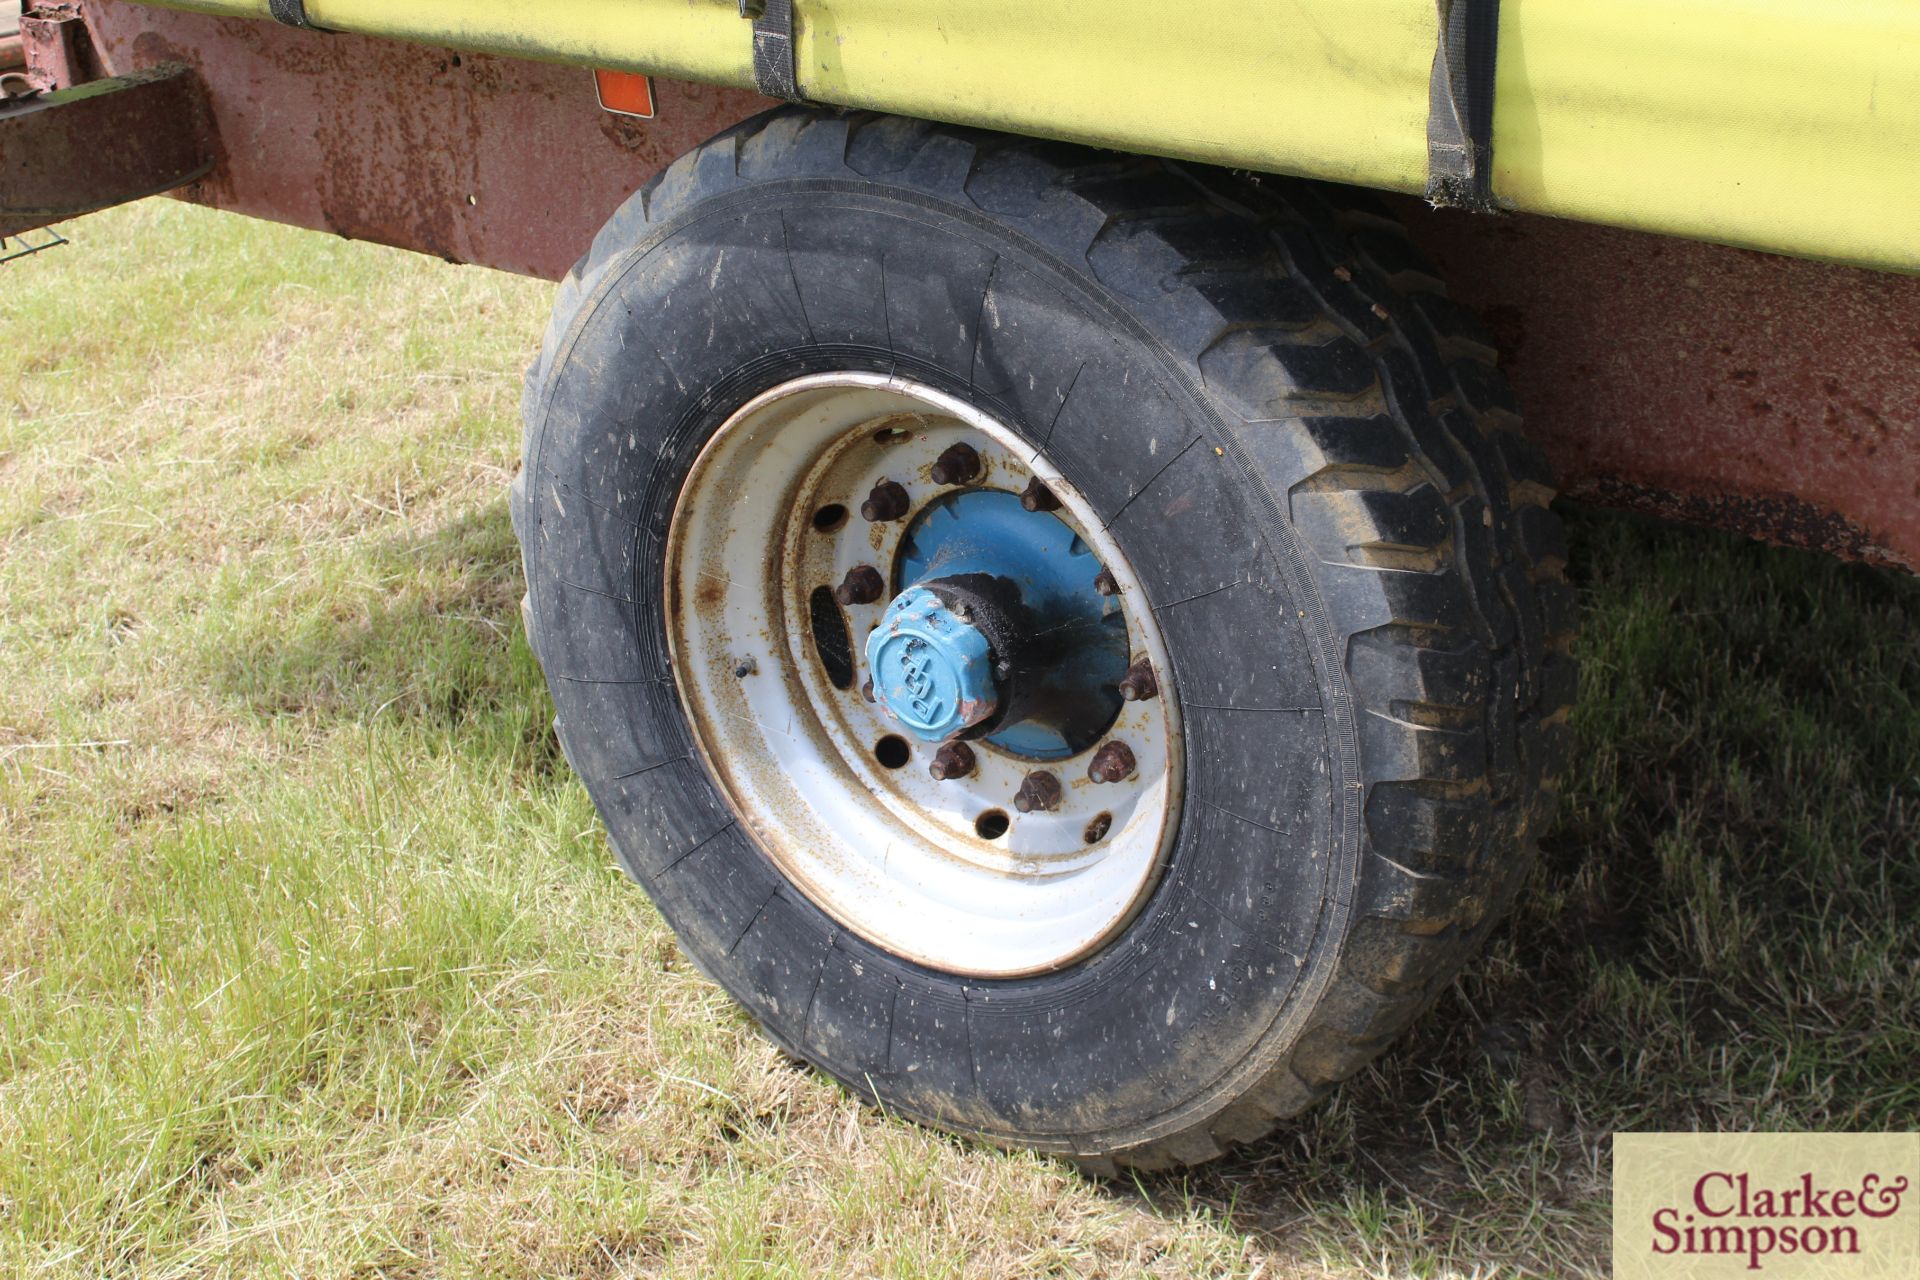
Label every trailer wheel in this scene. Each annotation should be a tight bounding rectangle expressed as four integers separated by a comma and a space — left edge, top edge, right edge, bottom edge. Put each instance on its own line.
511, 108, 1576, 1168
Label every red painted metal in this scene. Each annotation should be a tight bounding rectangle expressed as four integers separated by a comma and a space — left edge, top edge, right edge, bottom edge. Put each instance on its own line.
1399, 204, 1920, 570
78, 0, 771, 281
55, 1, 1920, 570
20, 3, 105, 91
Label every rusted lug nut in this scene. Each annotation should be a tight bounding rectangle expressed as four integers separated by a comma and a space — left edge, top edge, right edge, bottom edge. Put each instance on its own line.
1088, 740, 1137, 784
929, 741, 976, 781
1093, 567, 1120, 596
833, 564, 886, 607
1018, 476, 1061, 513
860, 479, 911, 522
1116, 656, 1158, 703
1013, 770, 1064, 813
861, 678, 876, 703
929, 442, 982, 487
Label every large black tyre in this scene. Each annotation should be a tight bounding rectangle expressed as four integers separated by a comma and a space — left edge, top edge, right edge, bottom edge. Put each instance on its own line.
511, 107, 1577, 1169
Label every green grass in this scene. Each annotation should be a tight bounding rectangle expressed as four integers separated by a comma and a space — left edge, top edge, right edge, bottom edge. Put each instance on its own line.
2, 200, 1915, 1279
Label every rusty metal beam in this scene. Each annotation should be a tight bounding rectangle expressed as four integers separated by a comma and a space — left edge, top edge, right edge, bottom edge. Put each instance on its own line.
21, 4, 108, 91
0, 61, 214, 235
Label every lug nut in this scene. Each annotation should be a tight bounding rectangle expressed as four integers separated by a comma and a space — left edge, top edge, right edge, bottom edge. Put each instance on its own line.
1116, 656, 1158, 702
833, 564, 886, 606
860, 479, 911, 522
1088, 740, 1136, 783
861, 678, 876, 703
929, 741, 976, 781
1093, 567, 1119, 596
929, 442, 982, 487
1018, 476, 1061, 512
1013, 770, 1063, 813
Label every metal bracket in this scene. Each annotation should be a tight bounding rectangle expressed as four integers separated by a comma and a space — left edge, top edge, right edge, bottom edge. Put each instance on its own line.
266, 0, 329, 32
1, 225, 68, 263
20, 4, 106, 93
740, 0, 802, 102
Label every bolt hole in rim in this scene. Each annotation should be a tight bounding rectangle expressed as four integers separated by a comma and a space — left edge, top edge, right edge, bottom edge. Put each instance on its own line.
805, 585, 855, 689
975, 809, 1011, 841
665, 374, 1183, 977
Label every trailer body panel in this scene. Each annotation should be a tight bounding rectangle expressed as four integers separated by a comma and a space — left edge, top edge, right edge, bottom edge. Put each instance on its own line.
19, 1, 1920, 570
120, 0, 1920, 273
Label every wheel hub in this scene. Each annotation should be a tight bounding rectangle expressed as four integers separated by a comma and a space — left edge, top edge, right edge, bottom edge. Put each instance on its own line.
867, 584, 999, 741
888, 489, 1127, 759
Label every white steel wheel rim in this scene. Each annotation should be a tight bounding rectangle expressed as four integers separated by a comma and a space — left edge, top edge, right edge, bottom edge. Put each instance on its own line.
665, 373, 1183, 977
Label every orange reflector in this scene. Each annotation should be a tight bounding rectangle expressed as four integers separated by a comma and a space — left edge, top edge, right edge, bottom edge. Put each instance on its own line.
593, 69, 655, 120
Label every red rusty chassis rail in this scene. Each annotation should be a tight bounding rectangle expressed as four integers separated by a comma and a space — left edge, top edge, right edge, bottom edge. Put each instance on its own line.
0, 61, 214, 236
41, 1, 1920, 571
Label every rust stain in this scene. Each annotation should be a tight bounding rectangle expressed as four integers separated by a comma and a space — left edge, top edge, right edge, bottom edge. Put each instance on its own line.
78, 0, 773, 280
597, 112, 652, 153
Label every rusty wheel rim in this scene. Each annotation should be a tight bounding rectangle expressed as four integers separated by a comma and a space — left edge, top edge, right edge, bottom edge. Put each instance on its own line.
664, 373, 1183, 977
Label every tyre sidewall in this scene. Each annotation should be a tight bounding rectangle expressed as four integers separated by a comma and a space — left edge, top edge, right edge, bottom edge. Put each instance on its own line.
523, 176, 1359, 1151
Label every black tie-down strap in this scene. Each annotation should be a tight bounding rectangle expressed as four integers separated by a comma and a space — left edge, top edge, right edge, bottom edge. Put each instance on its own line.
1425, 0, 1500, 212
267, 0, 328, 31
744, 0, 803, 102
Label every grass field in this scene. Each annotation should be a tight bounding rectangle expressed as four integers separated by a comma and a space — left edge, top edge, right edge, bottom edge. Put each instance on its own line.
2, 200, 1915, 1279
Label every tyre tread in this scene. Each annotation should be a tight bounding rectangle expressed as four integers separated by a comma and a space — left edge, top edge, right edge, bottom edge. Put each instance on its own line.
513, 107, 1576, 1171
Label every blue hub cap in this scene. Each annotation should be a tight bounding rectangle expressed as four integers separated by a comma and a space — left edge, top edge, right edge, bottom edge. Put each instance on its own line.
866, 586, 999, 741
869, 488, 1129, 759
